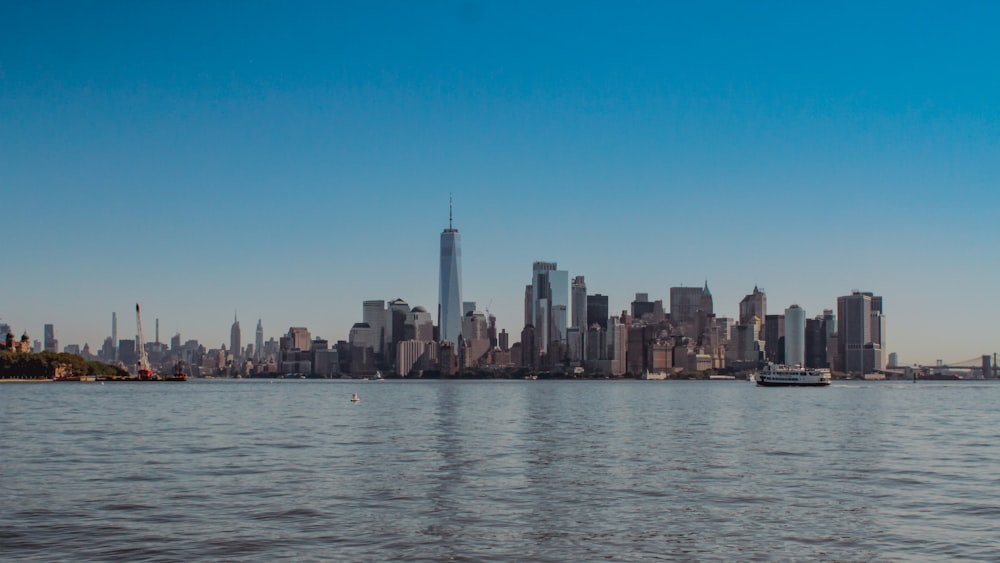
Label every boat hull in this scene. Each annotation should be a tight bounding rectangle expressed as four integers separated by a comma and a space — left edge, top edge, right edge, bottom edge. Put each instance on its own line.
756, 379, 830, 387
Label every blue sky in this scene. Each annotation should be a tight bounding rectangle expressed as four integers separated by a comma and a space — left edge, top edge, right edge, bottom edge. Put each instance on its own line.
2, 1, 998, 365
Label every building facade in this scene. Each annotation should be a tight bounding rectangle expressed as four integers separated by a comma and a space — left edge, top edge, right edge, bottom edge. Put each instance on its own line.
571, 276, 587, 329
669, 283, 713, 333
836, 291, 886, 374
726, 318, 764, 369
288, 327, 311, 351
530, 261, 569, 354
631, 293, 654, 321
738, 286, 766, 339
784, 305, 805, 366
805, 317, 828, 368
405, 306, 435, 342
764, 314, 785, 364
111, 312, 118, 361
43, 324, 58, 353
586, 294, 609, 330
230, 315, 241, 361
255, 319, 264, 360
362, 300, 386, 355
438, 204, 463, 344
2, 331, 31, 353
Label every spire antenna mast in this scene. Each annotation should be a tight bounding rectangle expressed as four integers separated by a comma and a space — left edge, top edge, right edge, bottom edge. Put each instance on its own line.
449, 193, 453, 230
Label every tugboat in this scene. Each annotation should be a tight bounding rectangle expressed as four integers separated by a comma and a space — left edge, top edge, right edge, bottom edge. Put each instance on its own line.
164, 361, 188, 382
753, 363, 831, 387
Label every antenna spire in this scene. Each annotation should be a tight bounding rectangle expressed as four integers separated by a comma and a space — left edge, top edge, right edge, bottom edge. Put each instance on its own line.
449, 193, 453, 230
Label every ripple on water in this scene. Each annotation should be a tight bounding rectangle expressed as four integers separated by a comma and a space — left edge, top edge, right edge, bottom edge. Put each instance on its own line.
249, 507, 325, 521
101, 502, 155, 512
3, 379, 1000, 561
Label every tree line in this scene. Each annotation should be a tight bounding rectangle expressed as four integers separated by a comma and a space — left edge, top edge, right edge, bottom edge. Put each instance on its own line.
0, 351, 128, 379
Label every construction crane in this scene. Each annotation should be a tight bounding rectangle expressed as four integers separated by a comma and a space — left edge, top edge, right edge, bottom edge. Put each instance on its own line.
135, 303, 153, 380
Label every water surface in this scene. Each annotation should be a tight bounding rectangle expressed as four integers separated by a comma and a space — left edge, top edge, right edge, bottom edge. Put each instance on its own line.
2, 379, 998, 561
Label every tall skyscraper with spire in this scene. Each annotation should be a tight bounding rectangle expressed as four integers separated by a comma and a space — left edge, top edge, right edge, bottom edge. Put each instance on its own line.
231, 314, 241, 360
438, 196, 463, 343
255, 319, 264, 360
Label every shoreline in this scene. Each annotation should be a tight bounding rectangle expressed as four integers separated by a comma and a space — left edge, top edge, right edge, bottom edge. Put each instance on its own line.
0, 378, 55, 383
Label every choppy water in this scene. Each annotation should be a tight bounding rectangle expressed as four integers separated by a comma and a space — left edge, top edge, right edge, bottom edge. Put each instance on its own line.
2, 379, 999, 561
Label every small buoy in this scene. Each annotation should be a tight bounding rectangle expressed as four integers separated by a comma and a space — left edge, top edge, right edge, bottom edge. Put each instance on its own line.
351, 393, 360, 403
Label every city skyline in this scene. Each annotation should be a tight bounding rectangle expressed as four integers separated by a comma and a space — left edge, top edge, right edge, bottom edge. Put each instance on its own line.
2, 3, 998, 365
0, 274, 970, 369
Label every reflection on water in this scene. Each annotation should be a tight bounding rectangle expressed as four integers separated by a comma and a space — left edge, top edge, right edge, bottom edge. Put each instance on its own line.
2, 379, 999, 560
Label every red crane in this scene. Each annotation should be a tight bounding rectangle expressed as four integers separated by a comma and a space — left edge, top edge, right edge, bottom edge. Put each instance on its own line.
135, 303, 155, 380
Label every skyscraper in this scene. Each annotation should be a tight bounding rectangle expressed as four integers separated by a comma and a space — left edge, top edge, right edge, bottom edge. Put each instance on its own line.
111, 312, 118, 361
571, 276, 587, 329
529, 261, 569, 354
255, 319, 264, 360
631, 292, 654, 320
287, 327, 311, 351
784, 304, 805, 366
520, 324, 537, 368
609, 316, 627, 376
523, 284, 533, 328
231, 315, 241, 360
837, 291, 886, 374
764, 314, 785, 364
388, 298, 410, 355
726, 317, 764, 368
462, 301, 477, 316
118, 339, 136, 368
438, 197, 463, 343
670, 283, 713, 326
43, 324, 57, 353
822, 309, 838, 370
586, 294, 609, 330
738, 286, 766, 339
805, 316, 828, 368
363, 300, 386, 354
406, 306, 434, 342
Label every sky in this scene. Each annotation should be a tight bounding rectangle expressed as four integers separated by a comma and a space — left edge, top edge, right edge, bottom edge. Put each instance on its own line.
2, 1, 998, 365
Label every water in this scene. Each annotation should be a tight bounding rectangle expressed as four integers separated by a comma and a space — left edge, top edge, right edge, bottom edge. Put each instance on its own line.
2, 379, 999, 561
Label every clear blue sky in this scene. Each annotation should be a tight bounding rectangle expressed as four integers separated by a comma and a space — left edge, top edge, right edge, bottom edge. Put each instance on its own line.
2, 1, 998, 365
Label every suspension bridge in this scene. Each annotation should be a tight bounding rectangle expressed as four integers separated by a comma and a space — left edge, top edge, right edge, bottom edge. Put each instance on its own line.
886, 353, 998, 379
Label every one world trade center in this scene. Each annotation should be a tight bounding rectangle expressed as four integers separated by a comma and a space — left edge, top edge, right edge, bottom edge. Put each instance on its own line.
438, 197, 463, 343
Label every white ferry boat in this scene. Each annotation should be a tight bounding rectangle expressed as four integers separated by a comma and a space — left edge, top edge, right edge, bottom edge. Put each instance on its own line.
753, 364, 831, 387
